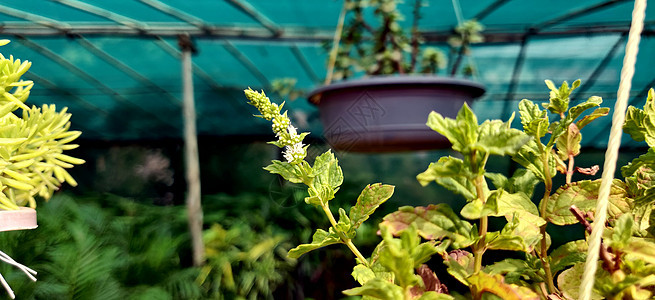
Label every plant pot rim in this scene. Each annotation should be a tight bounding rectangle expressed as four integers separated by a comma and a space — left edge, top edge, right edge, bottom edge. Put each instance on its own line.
0, 207, 37, 232
308, 75, 486, 105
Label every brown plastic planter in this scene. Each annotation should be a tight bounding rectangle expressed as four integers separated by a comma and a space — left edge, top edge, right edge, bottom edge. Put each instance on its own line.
308, 76, 485, 152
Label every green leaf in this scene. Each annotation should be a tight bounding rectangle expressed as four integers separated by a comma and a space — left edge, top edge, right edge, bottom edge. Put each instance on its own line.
623, 88, 655, 147
546, 179, 629, 225
624, 105, 648, 142
287, 228, 341, 259
556, 123, 581, 160
342, 278, 405, 299
417, 292, 455, 300
549, 240, 587, 274
512, 139, 556, 182
519, 99, 548, 138
488, 169, 539, 198
569, 96, 603, 121
417, 156, 476, 200
621, 148, 655, 178
351, 264, 376, 285
312, 150, 343, 190
426, 103, 478, 153
444, 250, 475, 286
378, 226, 422, 288
484, 258, 540, 285
349, 183, 395, 229
461, 196, 498, 220
543, 80, 577, 115
264, 160, 304, 183
493, 191, 545, 252
577, 107, 610, 129
475, 119, 530, 156
336, 208, 356, 239
622, 237, 655, 264
380, 205, 474, 249
558, 263, 603, 300
610, 214, 634, 250
467, 272, 540, 300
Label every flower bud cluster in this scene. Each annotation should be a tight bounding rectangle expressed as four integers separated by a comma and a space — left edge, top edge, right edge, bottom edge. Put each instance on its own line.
244, 88, 308, 164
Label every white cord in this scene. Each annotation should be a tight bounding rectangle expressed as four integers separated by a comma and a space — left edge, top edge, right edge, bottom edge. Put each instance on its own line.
0, 250, 38, 299
579, 0, 647, 299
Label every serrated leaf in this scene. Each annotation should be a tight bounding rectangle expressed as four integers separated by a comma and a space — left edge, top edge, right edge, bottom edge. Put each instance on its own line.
490, 169, 539, 198
622, 237, 655, 264
624, 106, 648, 142
484, 258, 541, 285
512, 139, 557, 182
380, 205, 474, 249
312, 150, 343, 190
623, 89, 655, 147
417, 156, 476, 200
621, 148, 655, 178
352, 264, 376, 285
558, 263, 603, 300
444, 250, 475, 286
288, 228, 341, 258
556, 123, 581, 160
577, 107, 609, 129
519, 99, 549, 138
342, 278, 405, 299
349, 183, 395, 229
546, 179, 630, 225
550, 240, 588, 274
569, 96, 603, 121
379, 226, 422, 288
264, 160, 303, 183
336, 208, 356, 239
461, 196, 498, 220
426, 103, 478, 153
467, 272, 540, 300
475, 120, 530, 156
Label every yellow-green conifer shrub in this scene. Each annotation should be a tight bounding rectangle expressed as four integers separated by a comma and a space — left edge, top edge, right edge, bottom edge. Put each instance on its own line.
0, 40, 84, 210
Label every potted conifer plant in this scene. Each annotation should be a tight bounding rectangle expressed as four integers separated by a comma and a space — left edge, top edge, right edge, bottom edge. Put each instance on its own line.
308, 0, 485, 152
0, 39, 84, 299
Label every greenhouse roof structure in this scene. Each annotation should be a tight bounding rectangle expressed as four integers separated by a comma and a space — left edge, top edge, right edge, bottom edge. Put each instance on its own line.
0, 0, 654, 148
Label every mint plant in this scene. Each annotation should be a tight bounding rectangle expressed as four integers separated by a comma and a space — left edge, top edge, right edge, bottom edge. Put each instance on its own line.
245, 81, 655, 299
0, 40, 84, 211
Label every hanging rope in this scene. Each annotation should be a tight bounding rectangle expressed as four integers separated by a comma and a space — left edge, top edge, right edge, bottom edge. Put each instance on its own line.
579, 0, 647, 299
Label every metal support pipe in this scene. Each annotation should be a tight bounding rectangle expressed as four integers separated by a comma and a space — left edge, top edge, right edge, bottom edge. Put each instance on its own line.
179, 34, 204, 266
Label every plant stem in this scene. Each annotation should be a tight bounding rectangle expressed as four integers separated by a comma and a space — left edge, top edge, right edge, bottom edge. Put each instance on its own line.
472, 152, 488, 274
538, 151, 557, 294
320, 203, 370, 267
566, 154, 575, 184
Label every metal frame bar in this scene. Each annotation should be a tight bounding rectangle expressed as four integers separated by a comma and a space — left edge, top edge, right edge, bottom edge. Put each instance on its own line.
503, 32, 531, 119
222, 40, 271, 88
153, 37, 254, 121
290, 44, 321, 84
533, 0, 631, 31
15, 36, 179, 132
138, 0, 208, 29
2, 21, 653, 43
224, 0, 281, 36
74, 36, 181, 107
0, 4, 69, 30
50, 0, 146, 30
571, 33, 627, 102
474, 0, 513, 21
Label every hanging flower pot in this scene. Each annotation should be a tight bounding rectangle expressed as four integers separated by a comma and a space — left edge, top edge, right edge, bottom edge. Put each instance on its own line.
308, 75, 485, 152
0, 208, 37, 232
